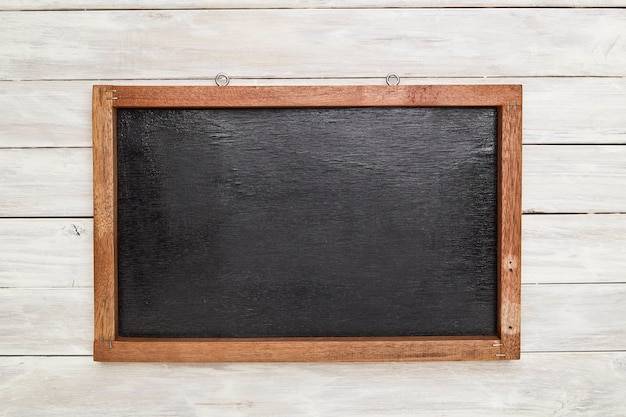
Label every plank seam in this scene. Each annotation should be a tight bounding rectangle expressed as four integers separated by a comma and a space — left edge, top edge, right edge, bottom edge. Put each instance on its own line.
0, 354, 93, 357
0, 146, 92, 150
522, 349, 626, 354
3, 76, 626, 83
0, 349, 626, 364
523, 211, 626, 215
0, 216, 94, 220
2, 6, 626, 12
3, 282, 625, 290
4, 213, 624, 219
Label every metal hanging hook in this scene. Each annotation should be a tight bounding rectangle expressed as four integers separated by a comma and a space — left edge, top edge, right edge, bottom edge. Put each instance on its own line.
386, 73, 400, 86
215, 73, 230, 87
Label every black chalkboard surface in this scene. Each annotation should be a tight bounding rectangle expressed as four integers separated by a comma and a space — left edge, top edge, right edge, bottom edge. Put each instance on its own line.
116, 107, 498, 338
93, 85, 522, 362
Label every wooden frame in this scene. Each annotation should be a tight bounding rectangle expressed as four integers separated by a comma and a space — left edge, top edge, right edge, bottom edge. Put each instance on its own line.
93, 85, 522, 362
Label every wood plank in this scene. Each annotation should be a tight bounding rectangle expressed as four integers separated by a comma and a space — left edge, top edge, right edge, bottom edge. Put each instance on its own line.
0, 82, 93, 148
0, 289, 92, 355
0, 148, 92, 217
2, 78, 624, 148
523, 284, 626, 352
2, 284, 625, 355
2, 1, 625, 10
1, 353, 625, 416
0, 219, 93, 288
109, 84, 521, 107
523, 214, 626, 284
523, 145, 626, 213
91, 85, 116, 350
523, 77, 626, 145
95, 338, 504, 363
1, 9, 625, 80
499, 84, 522, 358
1, 214, 624, 290
2, 145, 623, 217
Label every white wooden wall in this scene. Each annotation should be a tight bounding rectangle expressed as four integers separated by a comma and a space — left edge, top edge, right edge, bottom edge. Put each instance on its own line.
1, 1, 625, 415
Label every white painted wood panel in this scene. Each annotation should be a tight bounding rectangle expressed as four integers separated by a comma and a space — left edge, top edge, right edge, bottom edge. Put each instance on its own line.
0, 82, 93, 148
523, 77, 626, 145
0, 289, 92, 355
2, 215, 624, 289
2, 146, 624, 217
2, 0, 625, 10
0, 219, 92, 288
1, 9, 625, 80
0, 148, 92, 217
523, 145, 626, 214
3, 78, 625, 148
2, 284, 625, 355
1, 354, 625, 416
523, 283, 626, 351
1, 2, 625, 415
523, 214, 626, 284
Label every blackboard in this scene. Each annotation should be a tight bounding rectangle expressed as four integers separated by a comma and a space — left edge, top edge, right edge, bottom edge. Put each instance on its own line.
93, 85, 522, 361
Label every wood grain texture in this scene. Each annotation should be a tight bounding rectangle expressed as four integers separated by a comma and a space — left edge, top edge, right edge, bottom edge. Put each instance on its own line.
0, 82, 93, 148
523, 214, 626, 284
523, 284, 626, 352
498, 87, 522, 359
2, 145, 623, 217
2, 78, 624, 148
110, 84, 521, 107
0, 289, 92, 355
0, 219, 92, 288
92, 86, 117, 353
3, 1, 626, 10
0, 148, 92, 217
522, 78, 626, 145
3, 284, 625, 355
94, 338, 504, 362
1, 9, 625, 80
523, 145, 626, 213
2, 354, 626, 416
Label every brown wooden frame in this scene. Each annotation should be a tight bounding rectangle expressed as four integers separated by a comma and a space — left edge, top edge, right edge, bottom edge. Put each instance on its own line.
93, 85, 522, 362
